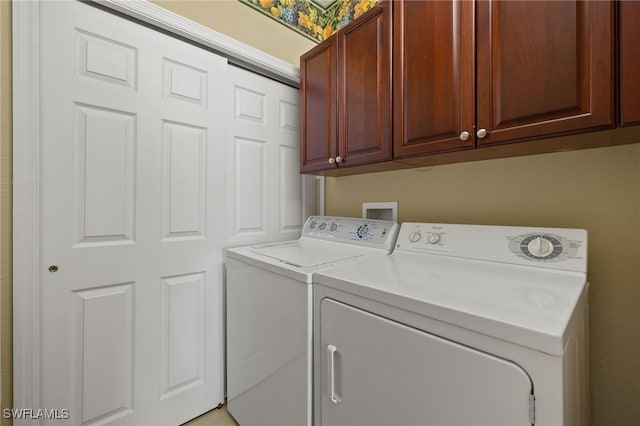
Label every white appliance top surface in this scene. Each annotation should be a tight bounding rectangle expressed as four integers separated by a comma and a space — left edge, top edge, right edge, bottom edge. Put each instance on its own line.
250, 239, 365, 268
226, 216, 400, 283
227, 238, 390, 283
314, 222, 589, 356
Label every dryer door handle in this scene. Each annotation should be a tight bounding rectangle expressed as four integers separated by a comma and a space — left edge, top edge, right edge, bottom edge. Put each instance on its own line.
327, 344, 340, 404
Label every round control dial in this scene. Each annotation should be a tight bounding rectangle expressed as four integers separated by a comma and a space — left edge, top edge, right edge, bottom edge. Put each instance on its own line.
408, 231, 422, 243
356, 224, 371, 239
527, 236, 554, 257
309, 220, 317, 230
518, 234, 563, 260
318, 222, 327, 231
329, 222, 338, 232
427, 232, 441, 244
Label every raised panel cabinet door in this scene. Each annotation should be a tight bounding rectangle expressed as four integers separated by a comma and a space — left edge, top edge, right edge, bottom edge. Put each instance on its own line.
393, 0, 475, 158
300, 37, 338, 172
338, 1, 392, 167
619, 1, 640, 126
476, 0, 614, 146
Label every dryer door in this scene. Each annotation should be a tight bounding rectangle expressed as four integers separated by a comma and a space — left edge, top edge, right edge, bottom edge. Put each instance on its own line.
319, 299, 533, 426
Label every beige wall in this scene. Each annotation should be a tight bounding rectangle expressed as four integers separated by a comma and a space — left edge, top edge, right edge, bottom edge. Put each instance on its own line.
2, 0, 638, 424
152, 0, 315, 66
0, 0, 12, 424
326, 143, 640, 425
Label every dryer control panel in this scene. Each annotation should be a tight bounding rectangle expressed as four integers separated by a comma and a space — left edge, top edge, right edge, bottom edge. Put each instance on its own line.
396, 222, 587, 273
303, 216, 399, 252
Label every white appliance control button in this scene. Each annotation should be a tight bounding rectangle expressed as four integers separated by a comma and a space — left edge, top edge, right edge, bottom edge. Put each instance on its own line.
427, 233, 441, 244
408, 231, 422, 243
309, 221, 317, 230
318, 222, 327, 231
527, 236, 554, 257
329, 222, 338, 232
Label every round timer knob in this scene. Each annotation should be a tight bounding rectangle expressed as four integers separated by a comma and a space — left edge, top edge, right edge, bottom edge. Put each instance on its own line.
527, 236, 553, 257
427, 233, 441, 244
408, 231, 422, 243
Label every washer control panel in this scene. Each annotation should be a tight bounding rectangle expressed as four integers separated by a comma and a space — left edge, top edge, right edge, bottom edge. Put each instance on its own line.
396, 222, 587, 272
303, 216, 400, 251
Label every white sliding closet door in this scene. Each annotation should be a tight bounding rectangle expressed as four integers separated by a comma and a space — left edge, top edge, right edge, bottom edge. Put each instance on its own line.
227, 66, 314, 246
39, 1, 225, 424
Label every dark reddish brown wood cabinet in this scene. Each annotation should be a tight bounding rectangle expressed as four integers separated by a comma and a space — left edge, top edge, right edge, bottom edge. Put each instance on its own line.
300, 1, 391, 173
393, 0, 475, 158
300, 37, 337, 173
393, 0, 615, 158
475, 0, 614, 146
619, 1, 640, 126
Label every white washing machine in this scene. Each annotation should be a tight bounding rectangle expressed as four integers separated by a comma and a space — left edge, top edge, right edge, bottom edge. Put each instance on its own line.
313, 222, 589, 426
225, 216, 399, 426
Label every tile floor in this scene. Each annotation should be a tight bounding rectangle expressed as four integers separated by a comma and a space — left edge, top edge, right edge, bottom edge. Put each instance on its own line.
182, 405, 238, 426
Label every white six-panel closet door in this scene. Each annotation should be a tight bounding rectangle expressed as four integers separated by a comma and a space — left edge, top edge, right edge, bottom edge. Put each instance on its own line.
39, 1, 226, 424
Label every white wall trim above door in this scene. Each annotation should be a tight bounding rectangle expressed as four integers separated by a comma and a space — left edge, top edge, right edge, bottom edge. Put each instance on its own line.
12, 1, 300, 422
98, 0, 300, 87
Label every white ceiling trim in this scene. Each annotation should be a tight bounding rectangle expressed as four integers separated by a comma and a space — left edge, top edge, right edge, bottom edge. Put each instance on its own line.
96, 0, 300, 87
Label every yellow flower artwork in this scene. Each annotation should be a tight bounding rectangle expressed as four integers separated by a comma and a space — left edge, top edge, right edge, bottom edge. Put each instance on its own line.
239, 0, 382, 42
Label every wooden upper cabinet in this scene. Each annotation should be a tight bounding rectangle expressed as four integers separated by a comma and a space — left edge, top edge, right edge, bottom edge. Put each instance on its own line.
300, 0, 621, 175
476, 0, 615, 146
393, 0, 475, 158
300, 37, 337, 173
619, 1, 640, 126
300, 1, 391, 172
338, 1, 392, 168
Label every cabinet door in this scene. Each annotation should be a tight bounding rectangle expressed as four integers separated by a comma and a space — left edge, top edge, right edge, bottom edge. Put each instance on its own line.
619, 1, 640, 126
393, 0, 475, 158
337, 2, 392, 167
319, 299, 533, 426
300, 37, 337, 173
476, 0, 614, 146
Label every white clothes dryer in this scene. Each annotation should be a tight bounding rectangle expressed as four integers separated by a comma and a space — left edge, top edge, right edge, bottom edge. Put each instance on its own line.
313, 222, 589, 426
225, 216, 399, 426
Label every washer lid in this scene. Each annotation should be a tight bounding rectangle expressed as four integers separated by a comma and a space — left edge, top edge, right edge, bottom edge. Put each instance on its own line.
250, 240, 364, 267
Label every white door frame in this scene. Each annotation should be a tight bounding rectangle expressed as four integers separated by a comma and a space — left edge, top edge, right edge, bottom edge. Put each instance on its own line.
12, 0, 299, 419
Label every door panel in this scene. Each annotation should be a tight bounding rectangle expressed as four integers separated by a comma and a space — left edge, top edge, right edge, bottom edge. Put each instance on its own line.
319, 299, 533, 426
300, 39, 338, 172
338, 2, 392, 166
40, 2, 226, 424
476, 0, 614, 145
73, 104, 136, 246
75, 283, 134, 424
160, 272, 205, 396
393, 0, 475, 158
227, 65, 307, 246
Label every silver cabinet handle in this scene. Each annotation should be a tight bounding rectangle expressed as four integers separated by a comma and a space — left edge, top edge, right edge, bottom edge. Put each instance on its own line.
335, 156, 343, 163
476, 128, 488, 139
459, 131, 470, 141
328, 157, 336, 164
